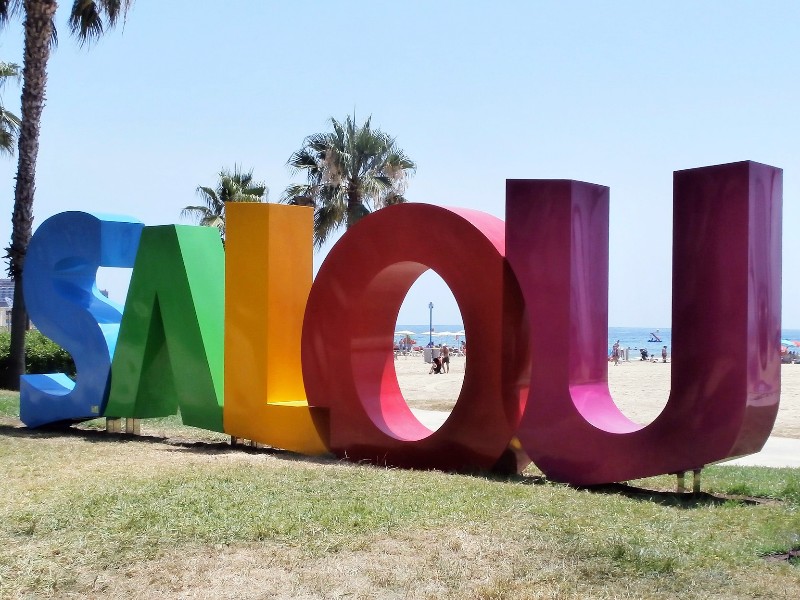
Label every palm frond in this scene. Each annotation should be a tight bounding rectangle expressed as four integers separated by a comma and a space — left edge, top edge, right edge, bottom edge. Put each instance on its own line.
195, 185, 222, 214
284, 114, 415, 246
0, 61, 19, 82
0, 106, 20, 133
69, 0, 133, 46
180, 205, 213, 221
230, 193, 264, 204
185, 165, 268, 241
281, 183, 312, 203
314, 201, 346, 248
69, 0, 104, 43
0, 1, 22, 27
383, 192, 407, 207
199, 215, 224, 229
287, 148, 319, 173
0, 61, 20, 156
99, 0, 134, 27
50, 15, 58, 48
0, 126, 15, 156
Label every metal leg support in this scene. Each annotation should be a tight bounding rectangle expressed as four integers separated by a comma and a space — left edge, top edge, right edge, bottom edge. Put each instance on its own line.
692, 468, 702, 494
676, 471, 686, 494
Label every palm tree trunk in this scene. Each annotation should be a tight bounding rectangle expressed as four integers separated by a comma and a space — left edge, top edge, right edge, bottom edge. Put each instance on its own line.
5, 0, 57, 390
346, 184, 361, 229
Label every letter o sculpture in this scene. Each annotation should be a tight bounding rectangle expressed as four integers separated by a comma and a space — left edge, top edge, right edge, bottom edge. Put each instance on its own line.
302, 203, 529, 472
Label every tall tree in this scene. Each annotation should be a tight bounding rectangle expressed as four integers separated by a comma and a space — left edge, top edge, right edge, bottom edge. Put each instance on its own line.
282, 115, 416, 248
0, 0, 134, 390
0, 61, 20, 155
181, 166, 268, 242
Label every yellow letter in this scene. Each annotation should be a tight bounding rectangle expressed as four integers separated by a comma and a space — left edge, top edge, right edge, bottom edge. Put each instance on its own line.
223, 203, 328, 453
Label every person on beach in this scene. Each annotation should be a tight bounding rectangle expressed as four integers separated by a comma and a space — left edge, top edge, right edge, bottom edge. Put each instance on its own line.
441, 343, 450, 373
662, 346, 668, 363
429, 355, 443, 374
612, 340, 620, 366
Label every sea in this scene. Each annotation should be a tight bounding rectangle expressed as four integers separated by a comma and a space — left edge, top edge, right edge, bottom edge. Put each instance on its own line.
396, 325, 800, 356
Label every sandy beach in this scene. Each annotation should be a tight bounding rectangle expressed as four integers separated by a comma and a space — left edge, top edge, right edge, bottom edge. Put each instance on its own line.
394, 355, 800, 439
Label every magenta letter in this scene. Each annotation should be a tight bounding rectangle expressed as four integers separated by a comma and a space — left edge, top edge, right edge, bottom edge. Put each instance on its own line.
507, 161, 782, 484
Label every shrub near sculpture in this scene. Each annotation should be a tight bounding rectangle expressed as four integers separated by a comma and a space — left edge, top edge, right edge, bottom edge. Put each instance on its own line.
18, 161, 782, 485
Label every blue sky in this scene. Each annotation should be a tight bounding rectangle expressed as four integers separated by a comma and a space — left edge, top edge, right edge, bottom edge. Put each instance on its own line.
0, 1, 798, 327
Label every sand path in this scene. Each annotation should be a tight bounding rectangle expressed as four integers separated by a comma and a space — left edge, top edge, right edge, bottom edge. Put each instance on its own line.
394, 355, 800, 438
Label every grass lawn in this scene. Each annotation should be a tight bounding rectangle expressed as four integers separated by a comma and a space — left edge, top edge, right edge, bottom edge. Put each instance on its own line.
1, 391, 799, 598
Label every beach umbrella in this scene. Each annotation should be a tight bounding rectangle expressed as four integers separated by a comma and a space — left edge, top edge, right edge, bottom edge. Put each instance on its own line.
433, 331, 459, 337
394, 330, 418, 336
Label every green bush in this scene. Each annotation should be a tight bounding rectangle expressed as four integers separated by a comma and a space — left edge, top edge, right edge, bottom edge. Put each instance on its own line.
0, 330, 76, 385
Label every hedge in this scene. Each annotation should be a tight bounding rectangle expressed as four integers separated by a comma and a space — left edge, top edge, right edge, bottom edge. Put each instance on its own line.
0, 330, 77, 385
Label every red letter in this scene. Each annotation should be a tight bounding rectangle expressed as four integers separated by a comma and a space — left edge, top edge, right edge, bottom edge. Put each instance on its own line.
302, 203, 529, 472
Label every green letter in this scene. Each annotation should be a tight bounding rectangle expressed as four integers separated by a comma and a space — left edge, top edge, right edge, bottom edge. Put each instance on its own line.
106, 226, 224, 432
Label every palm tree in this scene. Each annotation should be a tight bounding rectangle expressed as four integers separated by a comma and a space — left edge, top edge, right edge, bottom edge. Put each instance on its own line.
0, 0, 134, 390
182, 166, 268, 242
282, 115, 416, 248
0, 61, 20, 156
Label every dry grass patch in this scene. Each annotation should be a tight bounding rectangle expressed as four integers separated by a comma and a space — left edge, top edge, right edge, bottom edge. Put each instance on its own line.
21, 524, 800, 599
74, 530, 526, 599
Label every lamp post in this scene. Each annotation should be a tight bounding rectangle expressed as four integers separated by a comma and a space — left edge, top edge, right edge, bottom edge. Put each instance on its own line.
428, 302, 434, 346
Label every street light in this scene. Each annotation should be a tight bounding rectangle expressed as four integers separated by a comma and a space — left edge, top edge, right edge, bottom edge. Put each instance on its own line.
428, 302, 434, 346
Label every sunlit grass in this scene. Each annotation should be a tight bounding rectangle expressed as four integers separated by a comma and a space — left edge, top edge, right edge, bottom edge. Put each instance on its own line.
0, 390, 18, 418
1, 391, 799, 597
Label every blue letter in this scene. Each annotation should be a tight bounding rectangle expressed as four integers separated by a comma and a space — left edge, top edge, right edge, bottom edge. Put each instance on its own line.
20, 212, 143, 427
